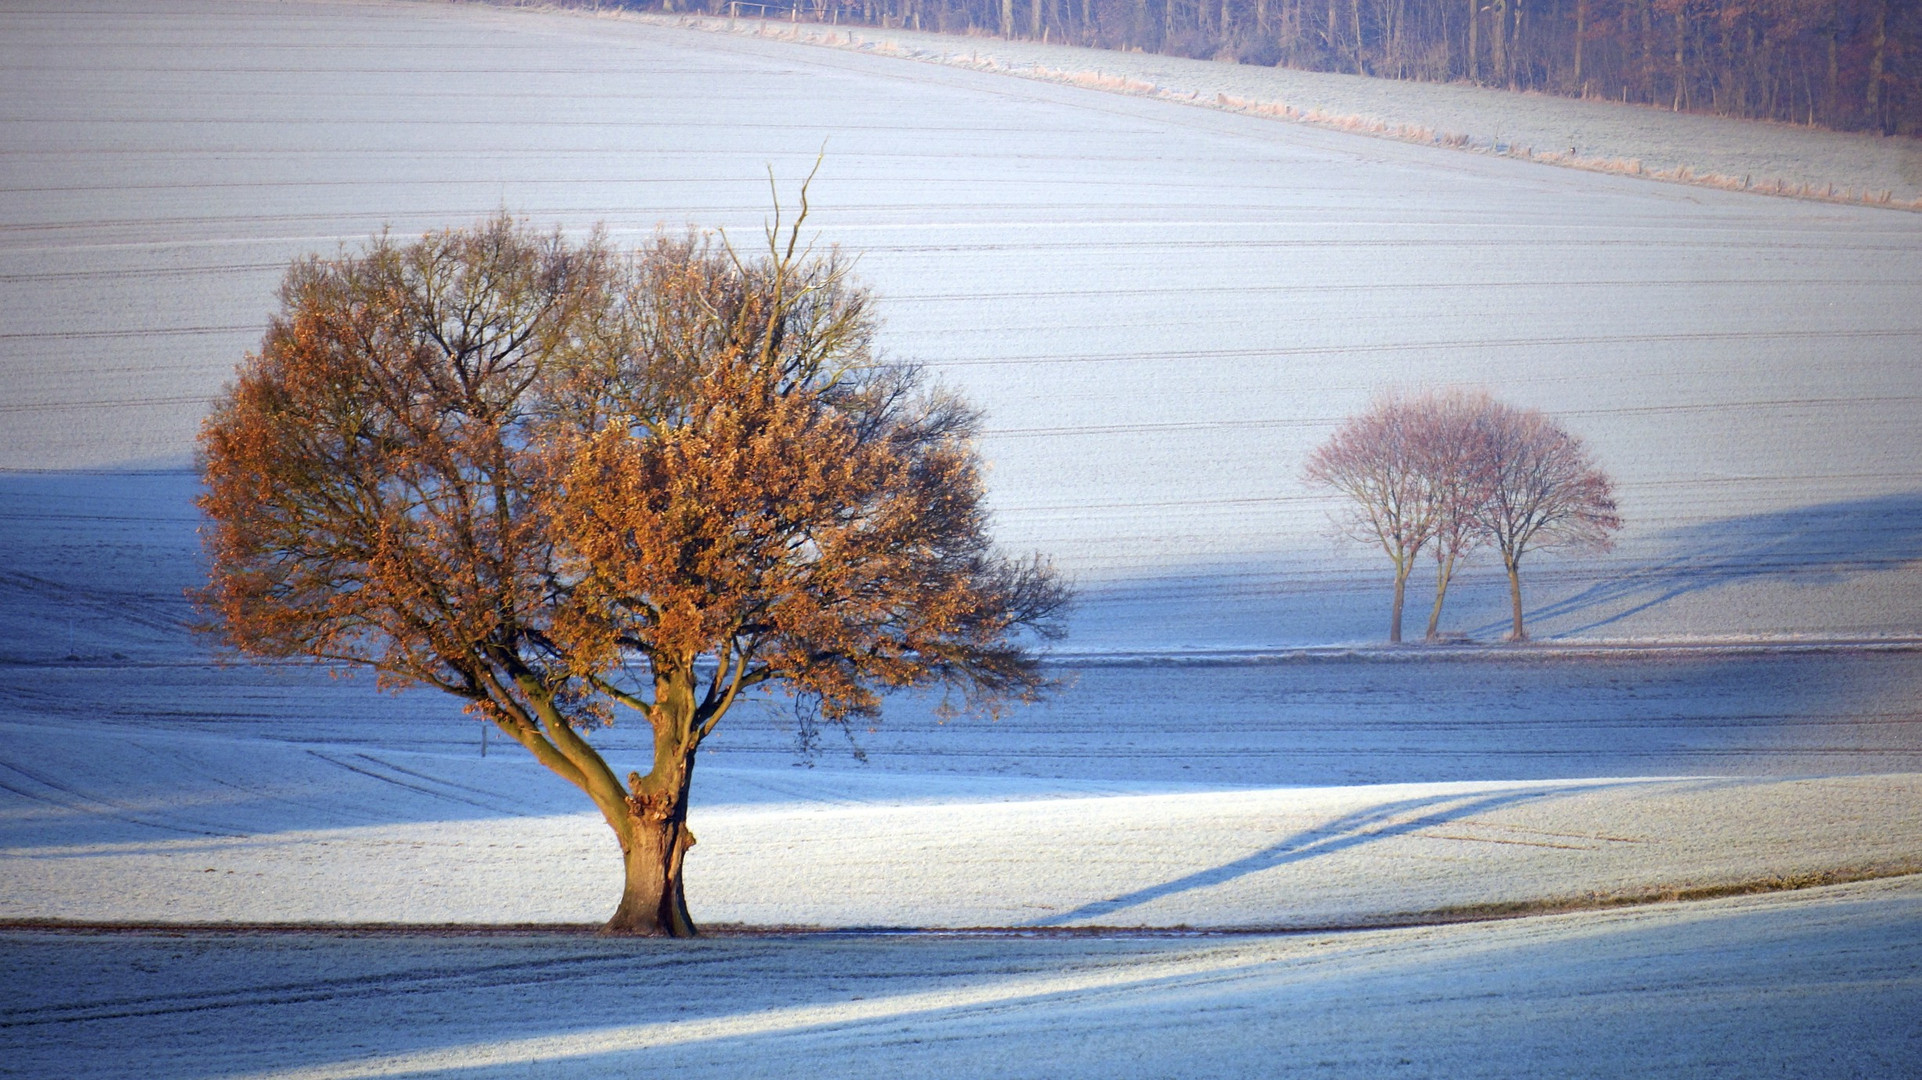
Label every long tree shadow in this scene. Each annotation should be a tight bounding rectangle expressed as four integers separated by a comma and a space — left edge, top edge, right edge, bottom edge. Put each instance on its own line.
1031, 780, 1650, 926
1503, 492, 1922, 638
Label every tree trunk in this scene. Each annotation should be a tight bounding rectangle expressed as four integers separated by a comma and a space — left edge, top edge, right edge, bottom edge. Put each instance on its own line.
1350, 0, 1364, 74
1425, 551, 1457, 641
1389, 558, 1409, 643
605, 792, 697, 936
1393, 0, 1406, 77
1505, 556, 1526, 640
1573, 0, 1585, 92
1467, 0, 1477, 81
1827, 28, 1838, 125
604, 756, 698, 936
1868, 0, 1888, 133
1673, 1, 1686, 111
1639, 0, 1653, 103
601, 659, 706, 936
1510, 0, 1524, 89
1492, 0, 1507, 87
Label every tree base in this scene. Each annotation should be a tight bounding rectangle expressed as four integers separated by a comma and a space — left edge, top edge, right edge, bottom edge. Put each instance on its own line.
603, 810, 698, 937
597, 918, 697, 938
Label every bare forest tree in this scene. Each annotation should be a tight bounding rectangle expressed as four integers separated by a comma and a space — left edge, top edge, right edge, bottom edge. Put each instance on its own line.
614, 0, 1920, 136
1307, 390, 1619, 643
196, 209, 1066, 936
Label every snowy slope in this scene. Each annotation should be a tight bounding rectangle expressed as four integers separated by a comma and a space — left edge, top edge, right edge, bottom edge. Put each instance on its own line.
3, 0, 1921, 649
8, 761, 1919, 928
5, 878, 1920, 1079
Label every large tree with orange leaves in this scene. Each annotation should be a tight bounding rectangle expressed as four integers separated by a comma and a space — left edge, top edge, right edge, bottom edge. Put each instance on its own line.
196, 209, 1066, 936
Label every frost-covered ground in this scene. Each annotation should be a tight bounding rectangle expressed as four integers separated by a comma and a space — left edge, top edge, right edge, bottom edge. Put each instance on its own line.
10, 753, 1922, 927
1, 1, 1919, 1075
7, 879, 1922, 1079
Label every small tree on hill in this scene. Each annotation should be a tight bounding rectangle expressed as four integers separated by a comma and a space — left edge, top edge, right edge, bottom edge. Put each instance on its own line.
1473, 401, 1620, 640
1415, 389, 1493, 641
196, 208, 1066, 936
1303, 393, 1440, 643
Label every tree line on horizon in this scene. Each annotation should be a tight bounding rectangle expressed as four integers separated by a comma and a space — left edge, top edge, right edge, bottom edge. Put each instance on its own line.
624, 0, 1917, 136
1304, 390, 1621, 644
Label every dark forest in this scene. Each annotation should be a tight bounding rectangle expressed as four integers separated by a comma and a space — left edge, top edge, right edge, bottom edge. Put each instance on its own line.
627, 0, 1917, 135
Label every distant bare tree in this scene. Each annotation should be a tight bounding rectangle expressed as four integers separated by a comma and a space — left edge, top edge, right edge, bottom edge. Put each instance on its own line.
1304, 394, 1440, 643
1310, 390, 1620, 644
1473, 402, 1622, 640
1413, 389, 1493, 641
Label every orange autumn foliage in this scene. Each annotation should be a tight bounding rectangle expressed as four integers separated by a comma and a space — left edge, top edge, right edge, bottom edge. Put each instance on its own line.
556, 353, 1053, 722
196, 218, 593, 696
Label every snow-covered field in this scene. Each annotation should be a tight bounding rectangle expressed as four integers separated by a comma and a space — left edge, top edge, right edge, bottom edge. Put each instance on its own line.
7, 878, 1922, 1079
2, 0, 1919, 1075
5, 0, 1921, 646
11, 758, 1921, 927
